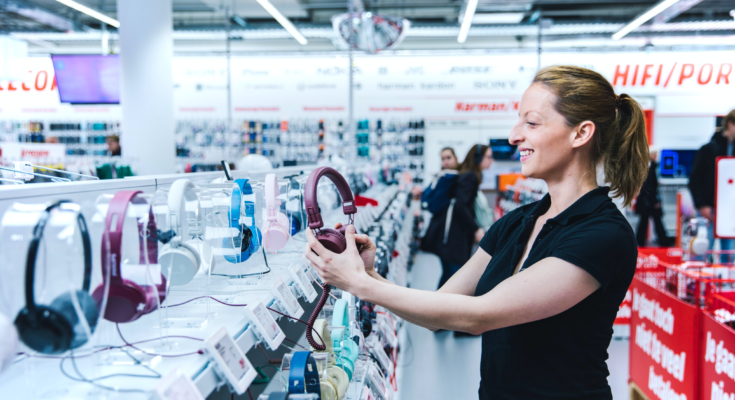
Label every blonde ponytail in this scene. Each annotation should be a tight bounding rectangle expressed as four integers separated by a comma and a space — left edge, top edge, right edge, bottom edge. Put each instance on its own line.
604, 94, 649, 206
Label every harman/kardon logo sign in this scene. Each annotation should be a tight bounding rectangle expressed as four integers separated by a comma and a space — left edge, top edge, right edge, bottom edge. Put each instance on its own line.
21, 149, 50, 158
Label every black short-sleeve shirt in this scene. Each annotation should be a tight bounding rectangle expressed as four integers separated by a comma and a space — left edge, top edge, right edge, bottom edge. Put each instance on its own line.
475, 187, 637, 400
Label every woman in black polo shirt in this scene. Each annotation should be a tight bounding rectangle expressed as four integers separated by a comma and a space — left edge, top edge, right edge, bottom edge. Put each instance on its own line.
305, 65, 649, 399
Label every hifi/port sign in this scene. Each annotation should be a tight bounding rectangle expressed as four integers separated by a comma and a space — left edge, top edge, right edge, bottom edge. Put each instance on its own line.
629, 277, 698, 400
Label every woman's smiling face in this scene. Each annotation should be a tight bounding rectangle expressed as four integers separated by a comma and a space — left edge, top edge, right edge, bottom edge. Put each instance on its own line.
509, 83, 579, 182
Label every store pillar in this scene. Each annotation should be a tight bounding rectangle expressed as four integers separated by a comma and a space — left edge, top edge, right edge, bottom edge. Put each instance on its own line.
117, 0, 175, 175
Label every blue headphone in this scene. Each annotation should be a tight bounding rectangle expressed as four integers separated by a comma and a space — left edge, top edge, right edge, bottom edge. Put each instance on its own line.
288, 351, 322, 396
222, 179, 262, 263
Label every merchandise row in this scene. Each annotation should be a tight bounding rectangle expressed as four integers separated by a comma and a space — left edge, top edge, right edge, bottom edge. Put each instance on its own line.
0, 164, 415, 400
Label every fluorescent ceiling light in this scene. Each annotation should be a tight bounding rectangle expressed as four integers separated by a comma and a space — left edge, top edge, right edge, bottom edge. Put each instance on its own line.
255, 0, 308, 45
612, 0, 679, 40
472, 13, 525, 25
457, 0, 479, 43
55, 0, 119, 28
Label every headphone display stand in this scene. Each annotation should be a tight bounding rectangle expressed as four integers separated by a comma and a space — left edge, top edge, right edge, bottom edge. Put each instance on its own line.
152, 186, 218, 330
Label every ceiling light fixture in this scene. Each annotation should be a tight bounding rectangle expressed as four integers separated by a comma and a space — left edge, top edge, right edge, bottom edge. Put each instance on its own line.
255, 0, 308, 45
472, 13, 525, 25
612, 0, 680, 40
55, 0, 119, 28
457, 0, 479, 43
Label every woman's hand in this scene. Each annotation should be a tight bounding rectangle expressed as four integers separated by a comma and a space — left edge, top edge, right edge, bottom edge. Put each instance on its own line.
334, 222, 377, 275
305, 225, 370, 295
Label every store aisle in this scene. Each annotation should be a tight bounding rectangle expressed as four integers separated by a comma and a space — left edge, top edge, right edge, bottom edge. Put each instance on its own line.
398, 251, 629, 400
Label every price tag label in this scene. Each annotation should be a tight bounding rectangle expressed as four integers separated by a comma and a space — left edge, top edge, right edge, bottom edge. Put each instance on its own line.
289, 263, 317, 302
155, 368, 205, 400
244, 299, 285, 350
367, 335, 394, 376
378, 317, 398, 349
203, 327, 256, 395
270, 278, 304, 319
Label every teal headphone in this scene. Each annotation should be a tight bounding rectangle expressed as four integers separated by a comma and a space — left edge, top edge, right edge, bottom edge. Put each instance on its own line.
331, 299, 359, 380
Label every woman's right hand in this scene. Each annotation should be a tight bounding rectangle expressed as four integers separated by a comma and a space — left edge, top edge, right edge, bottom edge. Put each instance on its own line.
335, 223, 377, 275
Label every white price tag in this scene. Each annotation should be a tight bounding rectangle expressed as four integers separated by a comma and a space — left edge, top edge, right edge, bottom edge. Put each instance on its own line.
270, 278, 304, 319
367, 336, 394, 376
244, 299, 285, 350
203, 327, 256, 395
378, 317, 398, 349
155, 368, 205, 400
121, 263, 162, 285
289, 263, 317, 302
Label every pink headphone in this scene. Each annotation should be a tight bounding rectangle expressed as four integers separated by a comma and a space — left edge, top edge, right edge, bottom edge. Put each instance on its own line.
303, 167, 357, 350
92, 191, 167, 323
262, 173, 291, 252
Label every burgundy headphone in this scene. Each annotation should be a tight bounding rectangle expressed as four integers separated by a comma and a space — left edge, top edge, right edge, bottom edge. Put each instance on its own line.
303, 167, 357, 350
92, 191, 167, 323
304, 167, 358, 253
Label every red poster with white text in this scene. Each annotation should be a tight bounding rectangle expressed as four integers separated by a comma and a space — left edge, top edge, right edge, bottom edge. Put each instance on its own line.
701, 312, 735, 400
629, 277, 699, 400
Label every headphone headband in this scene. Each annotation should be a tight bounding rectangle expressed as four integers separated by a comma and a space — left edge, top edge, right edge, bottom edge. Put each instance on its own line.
304, 167, 356, 230
101, 191, 158, 287
24, 201, 92, 314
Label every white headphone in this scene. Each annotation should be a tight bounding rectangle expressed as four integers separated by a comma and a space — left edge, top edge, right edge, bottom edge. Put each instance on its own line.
311, 319, 349, 400
0, 312, 18, 374
158, 179, 209, 286
262, 174, 290, 252
690, 225, 710, 256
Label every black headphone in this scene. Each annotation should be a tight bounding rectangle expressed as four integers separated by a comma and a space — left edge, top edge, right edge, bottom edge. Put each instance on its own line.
474, 144, 484, 164
14, 200, 98, 355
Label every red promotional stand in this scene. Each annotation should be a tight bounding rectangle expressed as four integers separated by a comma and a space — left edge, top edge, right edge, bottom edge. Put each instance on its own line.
629, 261, 700, 400
701, 276, 735, 400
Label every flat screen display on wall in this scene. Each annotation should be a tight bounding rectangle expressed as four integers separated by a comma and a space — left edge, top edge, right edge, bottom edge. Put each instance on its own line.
51, 55, 120, 104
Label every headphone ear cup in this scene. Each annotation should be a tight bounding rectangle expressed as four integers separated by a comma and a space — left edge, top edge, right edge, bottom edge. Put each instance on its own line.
317, 228, 347, 254
14, 305, 73, 354
327, 366, 349, 400
159, 242, 200, 286
288, 211, 302, 235
49, 290, 99, 350
92, 280, 148, 323
264, 213, 290, 252
320, 380, 339, 400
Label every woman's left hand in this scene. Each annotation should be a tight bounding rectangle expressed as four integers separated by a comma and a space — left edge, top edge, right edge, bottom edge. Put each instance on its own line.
305, 224, 369, 295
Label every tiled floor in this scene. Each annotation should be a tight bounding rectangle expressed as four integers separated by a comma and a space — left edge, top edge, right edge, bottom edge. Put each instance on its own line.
398, 252, 629, 400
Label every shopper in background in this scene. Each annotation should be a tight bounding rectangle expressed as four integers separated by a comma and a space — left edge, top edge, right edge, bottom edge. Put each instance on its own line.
421, 144, 492, 290
306, 65, 648, 399
440, 147, 459, 170
688, 109, 735, 252
635, 147, 674, 247
106, 135, 121, 156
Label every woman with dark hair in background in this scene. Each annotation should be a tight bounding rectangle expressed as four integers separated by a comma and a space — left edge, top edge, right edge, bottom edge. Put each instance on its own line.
421, 144, 493, 290
306, 65, 648, 399
440, 147, 459, 170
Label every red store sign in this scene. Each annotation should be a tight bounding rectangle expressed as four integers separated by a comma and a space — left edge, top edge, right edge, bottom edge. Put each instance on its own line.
630, 277, 699, 400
